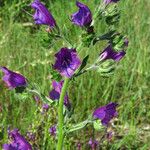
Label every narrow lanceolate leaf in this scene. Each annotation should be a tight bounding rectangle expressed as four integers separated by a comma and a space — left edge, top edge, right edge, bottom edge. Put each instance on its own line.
78, 55, 89, 73
93, 30, 116, 44
67, 120, 90, 133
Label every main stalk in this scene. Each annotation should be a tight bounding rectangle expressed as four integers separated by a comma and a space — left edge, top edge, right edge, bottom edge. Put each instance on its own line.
57, 78, 69, 150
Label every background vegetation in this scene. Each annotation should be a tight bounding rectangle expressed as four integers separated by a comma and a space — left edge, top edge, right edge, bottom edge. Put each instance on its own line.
0, 0, 150, 149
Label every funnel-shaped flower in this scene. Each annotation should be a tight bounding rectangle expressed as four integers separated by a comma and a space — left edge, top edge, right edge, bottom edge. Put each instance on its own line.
99, 45, 126, 62
0, 67, 27, 90
93, 102, 118, 126
71, 1, 92, 27
3, 129, 32, 150
53, 48, 81, 78
104, 0, 120, 5
31, 0, 56, 28
49, 81, 71, 109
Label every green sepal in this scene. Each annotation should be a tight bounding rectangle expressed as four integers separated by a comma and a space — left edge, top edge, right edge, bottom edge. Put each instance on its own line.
104, 4, 120, 25
81, 26, 95, 47
93, 120, 104, 131
111, 34, 127, 51
97, 60, 116, 74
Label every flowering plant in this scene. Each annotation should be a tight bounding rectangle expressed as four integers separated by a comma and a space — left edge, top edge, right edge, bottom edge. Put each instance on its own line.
1, 0, 129, 149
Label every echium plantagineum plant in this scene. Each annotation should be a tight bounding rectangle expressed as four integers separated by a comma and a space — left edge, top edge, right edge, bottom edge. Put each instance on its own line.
1, 0, 129, 149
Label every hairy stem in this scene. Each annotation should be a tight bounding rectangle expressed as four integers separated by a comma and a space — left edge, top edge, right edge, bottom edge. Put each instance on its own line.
57, 78, 69, 150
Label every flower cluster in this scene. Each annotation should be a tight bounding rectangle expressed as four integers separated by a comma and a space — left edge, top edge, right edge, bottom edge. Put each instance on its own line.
0, 0, 128, 149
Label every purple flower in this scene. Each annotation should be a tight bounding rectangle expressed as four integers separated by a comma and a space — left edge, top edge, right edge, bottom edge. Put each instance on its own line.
31, 0, 56, 28
93, 102, 118, 126
26, 132, 36, 141
88, 138, 99, 150
3, 144, 14, 150
77, 142, 81, 150
49, 80, 71, 109
49, 125, 56, 136
106, 131, 113, 141
42, 104, 49, 112
53, 48, 81, 78
0, 67, 27, 90
33, 95, 40, 104
3, 129, 32, 150
104, 0, 120, 5
124, 38, 129, 47
99, 45, 126, 62
71, 1, 92, 27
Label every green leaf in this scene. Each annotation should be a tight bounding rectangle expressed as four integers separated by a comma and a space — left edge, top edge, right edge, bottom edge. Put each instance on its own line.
78, 55, 89, 73
49, 65, 62, 81
0, 127, 4, 140
14, 92, 29, 102
93, 30, 116, 44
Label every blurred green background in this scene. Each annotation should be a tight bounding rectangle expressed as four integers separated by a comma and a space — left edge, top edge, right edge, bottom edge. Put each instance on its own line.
0, 0, 150, 149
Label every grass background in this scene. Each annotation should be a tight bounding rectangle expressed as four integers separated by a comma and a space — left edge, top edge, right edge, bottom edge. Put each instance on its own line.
0, 0, 150, 149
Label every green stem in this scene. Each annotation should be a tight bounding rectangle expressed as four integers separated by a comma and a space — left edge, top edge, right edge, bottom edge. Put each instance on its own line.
57, 78, 70, 150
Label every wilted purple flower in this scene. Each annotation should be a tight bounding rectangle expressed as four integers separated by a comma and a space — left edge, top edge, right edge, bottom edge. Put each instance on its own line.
3, 129, 32, 150
33, 95, 40, 104
49, 125, 56, 136
106, 131, 113, 141
77, 142, 82, 150
88, 138, 99, 150
0, 67, 27, 90
99, 45, 126, 62
31, 0, 56, 28
124, 38, 129, 47
71, 1, 92, 27
53, 48, 81, 78
104, 0, 120, 5
49, 80, 71, 110
26, 132, 36, 141
93, 102, 118, 126
42, 103, 49, 112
